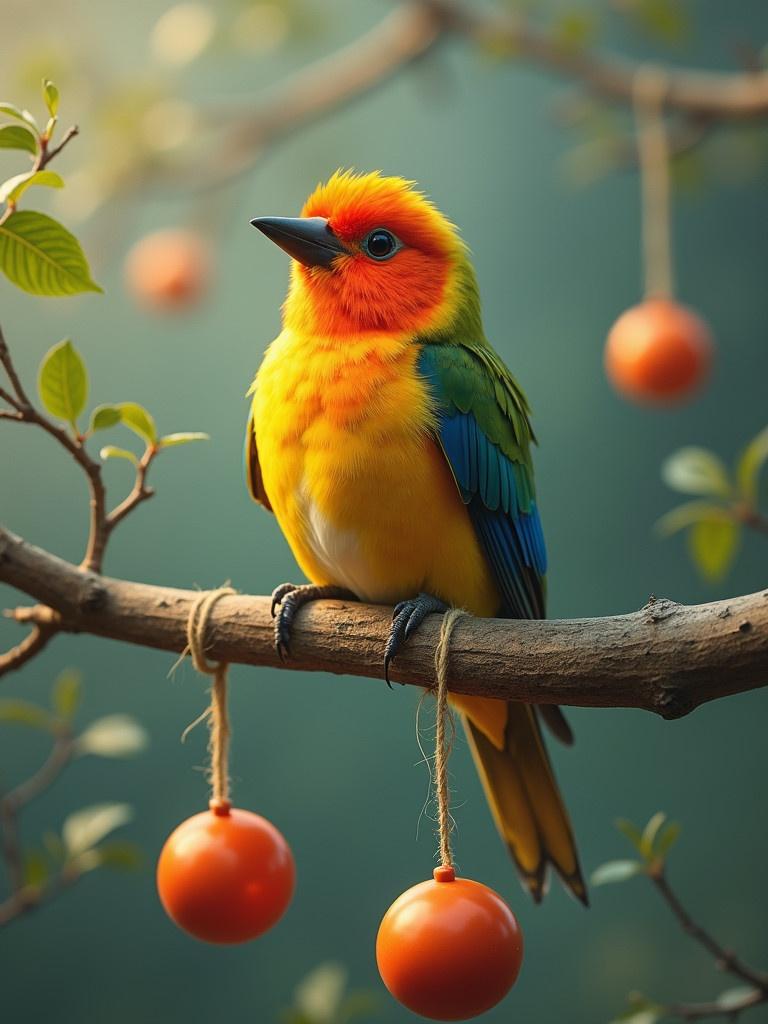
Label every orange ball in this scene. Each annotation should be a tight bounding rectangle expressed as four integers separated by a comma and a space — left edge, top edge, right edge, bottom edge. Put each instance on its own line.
156, 802, 294, 944
124, 228, 212, 312
604, 297, 713, 404
376, 866, 523, 1021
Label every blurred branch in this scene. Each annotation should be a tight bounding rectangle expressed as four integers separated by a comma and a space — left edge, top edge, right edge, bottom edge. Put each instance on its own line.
1, 524, 766, 716
185, 0, 768, 188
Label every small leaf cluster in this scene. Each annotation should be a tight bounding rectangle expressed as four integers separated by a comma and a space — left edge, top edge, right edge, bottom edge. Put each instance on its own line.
281, 962, 379, 1024
0, 671, 146, 901
657, 427, 768, 581
37, 338, 208, 456
591, 811, 681, 888
0, 80, 100, 295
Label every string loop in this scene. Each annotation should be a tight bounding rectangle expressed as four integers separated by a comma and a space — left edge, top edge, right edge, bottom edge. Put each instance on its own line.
185, 587, 236, 812
432, 607, 467, 869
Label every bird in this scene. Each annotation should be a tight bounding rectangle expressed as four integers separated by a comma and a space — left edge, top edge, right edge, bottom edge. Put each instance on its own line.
247, 170, 586, 904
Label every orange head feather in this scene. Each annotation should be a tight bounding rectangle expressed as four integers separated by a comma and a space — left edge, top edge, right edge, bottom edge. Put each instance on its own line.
260, 171, 471, 338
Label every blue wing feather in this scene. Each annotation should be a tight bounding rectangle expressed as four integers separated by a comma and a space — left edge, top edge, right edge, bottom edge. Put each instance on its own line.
418, 348, 547, 620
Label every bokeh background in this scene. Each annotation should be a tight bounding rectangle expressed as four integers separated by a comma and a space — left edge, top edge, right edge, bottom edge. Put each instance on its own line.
1, 1, 767, 1021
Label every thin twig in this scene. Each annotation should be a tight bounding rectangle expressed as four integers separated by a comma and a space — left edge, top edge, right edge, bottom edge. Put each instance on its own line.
104, 446, 158, 535
650, 867, 768, 992
0, 623, 57, 677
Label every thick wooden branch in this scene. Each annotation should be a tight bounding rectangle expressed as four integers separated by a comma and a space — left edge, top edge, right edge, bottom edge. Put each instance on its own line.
1, 526, 766, 717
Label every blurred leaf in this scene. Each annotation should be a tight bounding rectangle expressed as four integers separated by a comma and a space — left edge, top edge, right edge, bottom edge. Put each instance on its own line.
737, 425, 768, 504
621, 0, 689, 43
63, 802, 133, 858
0, 102, 30, 122
662, 447, 733, 498
610, 1010, 660, 1024
615, 817, 644, 852
117, 401, 157, 445
0, 124, 37, 155
38, 339, 88, 427
43, 830, 65, 862
655, 501, 731, 537
0, 210, 102, 296
294, 962, 347, 1023
591, 860, 643, 886
77, 714, 148, 758
553, 11, 596, 52
42, 79, 59, 118
52, 669, 82, 720
338, 991, 380, 1023
0, 170, 64, 206
88, 404, 122, 433
77, 840, 143, 873
689, 517, 739, 582
159, 431, 209, 448
640, 812, 667, 860
0, 698, 53, 730
654, 820, 681, 859
100, 445, 138, 466
717, 986, 760, 1010
23, 849, 49, 889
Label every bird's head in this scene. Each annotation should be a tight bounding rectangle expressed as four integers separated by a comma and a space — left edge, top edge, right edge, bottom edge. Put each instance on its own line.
251, 170, 478, 338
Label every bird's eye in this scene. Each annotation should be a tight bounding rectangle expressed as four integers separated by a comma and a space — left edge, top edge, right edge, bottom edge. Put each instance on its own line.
363, 229, 399, 261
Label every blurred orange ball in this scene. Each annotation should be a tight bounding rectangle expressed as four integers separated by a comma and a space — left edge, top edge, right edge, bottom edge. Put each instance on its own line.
604, 297, 713, 405
156, 803, 294, 944
376, 866, 523, 1021
124, 228, 212, 311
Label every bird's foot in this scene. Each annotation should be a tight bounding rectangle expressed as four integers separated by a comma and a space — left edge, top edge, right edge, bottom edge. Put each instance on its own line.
384, 592, 448, 686
270, 583, 357, 659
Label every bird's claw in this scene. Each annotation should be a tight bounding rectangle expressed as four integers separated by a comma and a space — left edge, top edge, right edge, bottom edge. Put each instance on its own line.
384, 592, 448, 686
270, 583, 357, 658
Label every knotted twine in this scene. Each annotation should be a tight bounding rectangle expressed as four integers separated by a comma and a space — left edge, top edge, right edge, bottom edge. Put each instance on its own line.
183, 587, 236, 810
432, 607, 468, 869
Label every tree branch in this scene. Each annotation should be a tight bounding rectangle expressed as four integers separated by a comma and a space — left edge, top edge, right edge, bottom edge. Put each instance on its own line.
1, 525, 766, 715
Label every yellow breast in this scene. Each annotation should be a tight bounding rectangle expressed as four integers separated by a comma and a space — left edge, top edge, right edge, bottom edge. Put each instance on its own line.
251, 329, 500, 616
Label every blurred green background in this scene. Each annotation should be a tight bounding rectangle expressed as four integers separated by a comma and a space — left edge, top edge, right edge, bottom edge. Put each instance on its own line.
1, 1, 767, 1021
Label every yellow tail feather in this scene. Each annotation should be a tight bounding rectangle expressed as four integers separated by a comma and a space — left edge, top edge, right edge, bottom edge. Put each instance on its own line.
460, 699, 587, 905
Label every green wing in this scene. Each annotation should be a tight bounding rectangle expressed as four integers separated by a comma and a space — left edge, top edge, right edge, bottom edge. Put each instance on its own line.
417, 340, 547, 619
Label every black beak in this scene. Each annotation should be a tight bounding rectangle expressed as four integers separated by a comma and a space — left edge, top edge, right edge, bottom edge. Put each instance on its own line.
250, 215, 348, 269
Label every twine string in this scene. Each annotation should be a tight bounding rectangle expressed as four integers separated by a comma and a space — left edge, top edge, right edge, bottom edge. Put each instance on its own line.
634, 65, 674, 299
185, 587, 236, 809
432, 607, 467, 869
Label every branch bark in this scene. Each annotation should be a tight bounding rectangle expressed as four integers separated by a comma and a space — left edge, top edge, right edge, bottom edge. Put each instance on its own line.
1, 525, 766, 717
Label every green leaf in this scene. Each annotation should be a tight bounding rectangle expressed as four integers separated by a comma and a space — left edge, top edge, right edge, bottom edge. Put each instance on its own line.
52, 669, 82, 720
736, 425, 768, 504
0, 170, 64, 206
23, 849, 49, 889
591, 860, 643, 886
42, 79, 59, 118
654, 820, 682, 859
76, 714, 148, 758
100, 445, 138, 466
43, 831, 65, 862
38, 339, 88, 427
689, 517, 740, 582
615, 817, 644, 852
632, 0, 689, 43
0, 698, 53, 730
553, 11, 596, 52
0, 210, 102, 296
88, 404, 122, 433
62, 803, 133, 858
610, 1010, 660, 1024
294, 963, 348, 1022
76, 840, 143, 874
0, 102, 28, 122
716, 986, 760, 1011
117, 402, 157, 445
640, 812, 667, 860
159, 431, 209, 448
0, 124, 37, 155
662, 447, 733, 499
655, 501, 732, 537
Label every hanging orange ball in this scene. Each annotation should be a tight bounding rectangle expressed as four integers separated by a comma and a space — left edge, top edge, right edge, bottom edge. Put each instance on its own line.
604, 297, 713, 405
376, 866, 523, 1021
156, 801, 295, 944
125, 228, 213, 312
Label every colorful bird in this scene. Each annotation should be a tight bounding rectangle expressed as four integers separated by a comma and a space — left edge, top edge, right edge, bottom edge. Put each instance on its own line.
247, 171, 586, 904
